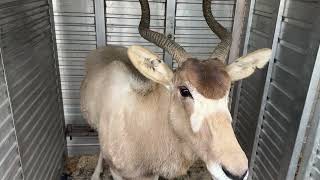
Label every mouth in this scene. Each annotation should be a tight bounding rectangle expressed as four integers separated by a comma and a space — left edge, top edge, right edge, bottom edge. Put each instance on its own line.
207, 163, 231, 180
207, 163, 248, 180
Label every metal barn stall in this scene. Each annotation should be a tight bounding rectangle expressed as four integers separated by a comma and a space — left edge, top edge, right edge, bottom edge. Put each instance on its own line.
0, 0, 319, 180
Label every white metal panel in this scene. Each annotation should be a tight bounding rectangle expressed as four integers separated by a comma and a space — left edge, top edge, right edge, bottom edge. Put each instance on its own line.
53, 0, 97, 125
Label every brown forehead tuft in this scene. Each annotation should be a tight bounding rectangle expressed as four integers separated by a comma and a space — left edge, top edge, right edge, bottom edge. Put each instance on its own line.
180, 58, 231, 99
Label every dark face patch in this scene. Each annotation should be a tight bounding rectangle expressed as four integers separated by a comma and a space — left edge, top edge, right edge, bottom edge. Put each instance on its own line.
176, 58, 231, 99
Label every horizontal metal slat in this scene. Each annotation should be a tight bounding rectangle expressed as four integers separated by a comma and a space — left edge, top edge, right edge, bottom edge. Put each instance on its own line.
52, 0, 94, 13
67, 136, 99, 155
19, 95, 57, 159
15, 87, 53, 138
256, 146, 279, 178
259, 129, 283, 155
41, 139, 64, 180
280, 21, 313, 51
261, 120, 285, 148
2, 156, 21, 180
283, 0, 319, 24
0, 142, 19, 179
254, 155, 274, 180
251, 14, 274, 36
268, 82, 298, 119
25, 113, 61, 179
257, 139, 281, 171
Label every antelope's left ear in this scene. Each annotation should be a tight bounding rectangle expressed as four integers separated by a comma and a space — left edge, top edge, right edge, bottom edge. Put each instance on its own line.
226, 48, 272, 82
127, 45, 173, 87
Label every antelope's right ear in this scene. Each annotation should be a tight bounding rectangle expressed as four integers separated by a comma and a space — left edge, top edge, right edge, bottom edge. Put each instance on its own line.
127, 46, 173, 88
226, 48, 272, 82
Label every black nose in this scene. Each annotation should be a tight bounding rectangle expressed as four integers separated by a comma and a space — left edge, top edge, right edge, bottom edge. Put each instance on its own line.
222, 166, 247, 180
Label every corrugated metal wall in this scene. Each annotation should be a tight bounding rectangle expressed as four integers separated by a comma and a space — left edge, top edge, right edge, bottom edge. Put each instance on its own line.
174, 0, 235, 67
0, 0, 65, 179
105, 0, 166, 55
175, 0, 234, 59
233, 0, 280, 159
0, 51, 23, 180
248, 0, 320, 179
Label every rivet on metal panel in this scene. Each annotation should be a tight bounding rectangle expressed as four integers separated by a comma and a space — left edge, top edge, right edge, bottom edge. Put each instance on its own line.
164, 0, 176, 68
95, 0, 106, 47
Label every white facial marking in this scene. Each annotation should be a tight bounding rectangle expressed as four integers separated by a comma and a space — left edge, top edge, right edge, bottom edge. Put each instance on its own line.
188, 83, 231, 132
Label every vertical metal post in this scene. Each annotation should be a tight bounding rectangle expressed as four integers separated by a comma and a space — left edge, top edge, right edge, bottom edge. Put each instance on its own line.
231, 0, 255, 120
287, 45, 320, 180
248, 0, 287, 178
48, 0, 68, 164
164, 0, 176, 68
95, 0, 106, 47
228, 0, 249, 64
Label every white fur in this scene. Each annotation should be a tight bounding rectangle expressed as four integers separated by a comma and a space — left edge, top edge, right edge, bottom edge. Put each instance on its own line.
207, 163, 231, 180
188, 83, 231, 132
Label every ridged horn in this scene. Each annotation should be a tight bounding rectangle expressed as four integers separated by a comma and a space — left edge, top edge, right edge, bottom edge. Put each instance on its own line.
203, 0, 232, 62
138, 0, 191, 65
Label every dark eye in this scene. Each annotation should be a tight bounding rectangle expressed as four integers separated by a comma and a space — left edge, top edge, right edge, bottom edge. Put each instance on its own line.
179, 86, 193, 98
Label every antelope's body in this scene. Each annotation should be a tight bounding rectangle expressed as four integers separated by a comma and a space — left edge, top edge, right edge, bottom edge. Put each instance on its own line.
81, 46, 195, 179
80, 0, 272, 180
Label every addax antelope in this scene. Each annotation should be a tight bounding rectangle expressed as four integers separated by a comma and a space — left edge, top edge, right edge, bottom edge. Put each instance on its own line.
80, 0, 272, 179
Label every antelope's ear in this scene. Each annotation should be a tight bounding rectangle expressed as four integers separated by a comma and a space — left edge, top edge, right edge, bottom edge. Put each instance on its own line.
226, 48, 272, 82
127, 45, 173, 87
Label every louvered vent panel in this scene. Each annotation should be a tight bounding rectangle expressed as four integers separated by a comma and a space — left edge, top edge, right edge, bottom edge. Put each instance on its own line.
234, 0, 279, 159
0, 0, 65, 179
250, 0, 320, 179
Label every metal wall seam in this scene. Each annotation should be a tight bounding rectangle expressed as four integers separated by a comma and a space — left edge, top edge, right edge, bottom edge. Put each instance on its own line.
48, 0, 67, 156
292, 45, 320, 180
228, 0, 249, 111
231, 0, 256, 121
164, 0, 176, 68
228, 0, 249, 64
0, 47, 24, 180
95, 0, 106, 47
248, 0, 287, 178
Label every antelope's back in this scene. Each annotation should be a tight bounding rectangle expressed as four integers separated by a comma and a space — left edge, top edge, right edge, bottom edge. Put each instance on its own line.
80, 46, 134, 129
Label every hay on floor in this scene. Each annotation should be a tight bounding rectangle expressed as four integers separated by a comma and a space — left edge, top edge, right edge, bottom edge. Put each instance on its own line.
64, 155, 211, 180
